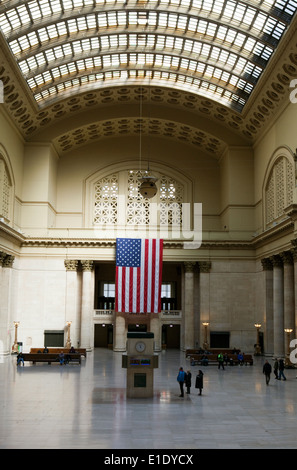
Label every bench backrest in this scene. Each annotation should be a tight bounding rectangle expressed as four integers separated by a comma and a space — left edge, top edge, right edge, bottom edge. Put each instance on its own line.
23, 353, 81, 360
30, 348, 86, 356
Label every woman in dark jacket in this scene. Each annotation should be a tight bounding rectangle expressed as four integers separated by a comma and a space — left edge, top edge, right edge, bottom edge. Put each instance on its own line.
195, 370, 204, 395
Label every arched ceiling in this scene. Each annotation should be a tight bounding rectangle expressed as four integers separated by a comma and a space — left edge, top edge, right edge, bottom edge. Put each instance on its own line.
0, 0, 297, 156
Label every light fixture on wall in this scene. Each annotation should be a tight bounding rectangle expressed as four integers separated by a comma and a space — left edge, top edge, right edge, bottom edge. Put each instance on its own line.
202, 322, 209, 350
12, 321, 20, 354
254, 323, 261, 355
65, 321, 72, 348
284, 328, 293, 365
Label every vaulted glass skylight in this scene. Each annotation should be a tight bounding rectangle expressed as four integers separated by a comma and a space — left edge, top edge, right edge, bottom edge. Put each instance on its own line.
0, 0, 296, 111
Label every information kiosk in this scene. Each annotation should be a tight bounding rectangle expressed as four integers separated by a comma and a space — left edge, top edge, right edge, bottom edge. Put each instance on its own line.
122, 332, 158, 398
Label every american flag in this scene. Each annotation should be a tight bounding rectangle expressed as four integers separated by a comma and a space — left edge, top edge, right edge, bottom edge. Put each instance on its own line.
115, 238, 163, 313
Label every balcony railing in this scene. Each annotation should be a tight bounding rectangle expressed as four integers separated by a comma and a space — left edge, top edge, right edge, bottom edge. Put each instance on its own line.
94, 309, 114, 317
94, 309, 182, 318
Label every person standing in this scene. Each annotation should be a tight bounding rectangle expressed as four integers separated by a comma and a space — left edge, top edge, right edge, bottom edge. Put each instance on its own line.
263, 360, 272, 385
273, 358, 279, 379
177, 367, 186, 397
195, 370, 204, 395
217, 352, 224, 370
185, 370, 192, 394
278, 358, 286, 380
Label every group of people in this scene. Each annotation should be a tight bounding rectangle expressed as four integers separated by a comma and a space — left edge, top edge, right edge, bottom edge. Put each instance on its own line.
178, 356, 289, 395
16, 346, 77, 366
263, 357, 287, 385
177, 367, 204, 397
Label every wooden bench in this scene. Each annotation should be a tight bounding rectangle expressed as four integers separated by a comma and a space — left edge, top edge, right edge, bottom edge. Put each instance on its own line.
189, 353, 253, 366
186, 348, 240, 358
30, 348, 87, 357
20, 353, 81, 365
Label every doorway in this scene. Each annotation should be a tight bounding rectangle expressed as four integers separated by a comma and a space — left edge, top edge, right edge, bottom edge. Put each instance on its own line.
162, 324, 180, 348
94, 324, 113, 348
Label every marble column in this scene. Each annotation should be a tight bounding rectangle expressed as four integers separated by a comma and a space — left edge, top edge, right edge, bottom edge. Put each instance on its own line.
0, 253, 15, 355
291, 245, 297, 337
80, 260, 94, 351
113, 314, 127, 352
183, 261, 196, 351
272, 255, 284, 358
261, 258, 274, 355
281, 251, 295, 333
64, 260, 79, 348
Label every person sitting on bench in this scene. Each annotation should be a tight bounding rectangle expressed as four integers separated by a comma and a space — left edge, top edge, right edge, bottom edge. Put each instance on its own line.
59, 352, 65, 365
17, 352, 24, 366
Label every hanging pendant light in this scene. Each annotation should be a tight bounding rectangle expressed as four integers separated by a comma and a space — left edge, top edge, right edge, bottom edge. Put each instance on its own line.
137, 15, 158, 200
139, 170, 158, 199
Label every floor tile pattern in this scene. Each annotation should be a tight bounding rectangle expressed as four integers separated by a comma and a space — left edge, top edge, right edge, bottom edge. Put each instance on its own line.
0, 349, 296, 449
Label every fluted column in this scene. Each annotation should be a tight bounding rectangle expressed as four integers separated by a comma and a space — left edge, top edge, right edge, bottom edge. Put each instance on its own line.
64, 260, 79, 348
183, 261, 196, 351
261, 258, 273, 355
272, 255, 284, 358
80, 260, 94, 350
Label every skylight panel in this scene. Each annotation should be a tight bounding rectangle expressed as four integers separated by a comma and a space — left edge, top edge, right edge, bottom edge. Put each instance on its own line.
0, 0, 295, 112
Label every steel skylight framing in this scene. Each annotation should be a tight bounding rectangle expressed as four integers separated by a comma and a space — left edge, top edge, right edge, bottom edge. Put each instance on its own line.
0, 0, 296, 111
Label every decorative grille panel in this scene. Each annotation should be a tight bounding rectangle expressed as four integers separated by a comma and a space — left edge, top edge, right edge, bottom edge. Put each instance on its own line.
0, 160, 10, 220
265, 156, 293, 227
92, 169, 184, 227
93, 173, 118, 224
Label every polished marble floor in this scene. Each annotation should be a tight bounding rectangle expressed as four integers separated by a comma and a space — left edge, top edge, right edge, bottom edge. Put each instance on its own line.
0, 348, 297, 449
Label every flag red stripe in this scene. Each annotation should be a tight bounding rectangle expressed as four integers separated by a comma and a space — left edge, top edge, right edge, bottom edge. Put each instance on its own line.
150, 239, 156, 313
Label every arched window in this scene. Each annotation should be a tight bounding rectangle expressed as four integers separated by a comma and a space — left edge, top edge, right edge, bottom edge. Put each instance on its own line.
92, 169, 184, 227
265, 155, 293, 228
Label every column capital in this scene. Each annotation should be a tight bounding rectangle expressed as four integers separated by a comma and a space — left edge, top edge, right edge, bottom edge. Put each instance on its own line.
0, 251, 7, 266
184, 261, 196, 273
291, 246, 297, 261
2, 254, 15, 268
64, 259, 79, 271
271, 255, 283, 268
199, 261, 211, 273
280, 251, 293, 265
261, 258, 273, 270
81, 260, 94, 271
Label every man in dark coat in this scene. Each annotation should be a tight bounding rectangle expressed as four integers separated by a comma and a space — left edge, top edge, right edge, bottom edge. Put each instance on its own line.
195, 370, 204, 395
263, 360, 272, 385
